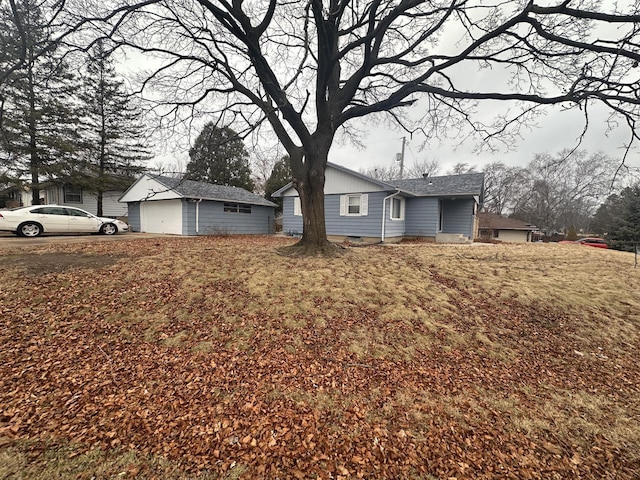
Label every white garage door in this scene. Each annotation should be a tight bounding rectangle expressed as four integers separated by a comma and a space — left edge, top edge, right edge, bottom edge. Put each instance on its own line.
141, 200, 183, 234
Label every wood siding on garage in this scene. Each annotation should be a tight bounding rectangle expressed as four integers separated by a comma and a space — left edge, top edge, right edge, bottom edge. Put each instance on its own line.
182, 200, 274, 235
127, 203, 141, 232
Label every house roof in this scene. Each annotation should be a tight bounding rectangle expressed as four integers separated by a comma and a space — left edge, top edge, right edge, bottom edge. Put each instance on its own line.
271, 162, 485, 199
390, 173, 485, 197
478, 212, 536, 231
151, 175, 277, 207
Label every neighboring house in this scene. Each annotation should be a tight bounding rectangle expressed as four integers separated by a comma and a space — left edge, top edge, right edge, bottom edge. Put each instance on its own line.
0, 180, 129, 218
119, 174, 277, 235
478, 212, 537, 243
272, 163, 484, 243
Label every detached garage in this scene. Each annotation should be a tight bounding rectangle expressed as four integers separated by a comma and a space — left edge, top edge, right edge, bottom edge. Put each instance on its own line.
119, 174, 277, 235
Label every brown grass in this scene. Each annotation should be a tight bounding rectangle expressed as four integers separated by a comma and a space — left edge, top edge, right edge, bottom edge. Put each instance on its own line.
1, 237, 639, 479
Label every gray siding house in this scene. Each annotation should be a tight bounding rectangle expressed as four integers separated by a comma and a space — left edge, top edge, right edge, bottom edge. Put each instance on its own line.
120, 174, 277, 235
272, 163, 484, 243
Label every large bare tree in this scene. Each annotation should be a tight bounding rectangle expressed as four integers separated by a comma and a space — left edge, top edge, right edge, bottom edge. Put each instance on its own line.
77, 0, 640, 253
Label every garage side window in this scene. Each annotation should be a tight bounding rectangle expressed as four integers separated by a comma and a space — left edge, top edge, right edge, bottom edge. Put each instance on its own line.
64, 185, 82, 203
224, 202, 252, 213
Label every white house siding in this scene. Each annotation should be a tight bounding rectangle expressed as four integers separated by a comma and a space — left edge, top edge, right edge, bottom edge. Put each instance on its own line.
45, 186, 127, 217
441, 198, 475, 239
182, 200, 274, 235
497, 230, 530, 243
404, 197, 439, 237
323, 167, 385, 194
278, 165, 385, 197
119, 175, 181, 203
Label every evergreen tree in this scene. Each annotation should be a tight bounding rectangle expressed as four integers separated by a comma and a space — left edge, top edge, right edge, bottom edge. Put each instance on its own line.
186, 123, 254, 191
605, 185, 640, 250
78, 41, 150, 215
0, 0, 81, 205
264, 155, 291, 213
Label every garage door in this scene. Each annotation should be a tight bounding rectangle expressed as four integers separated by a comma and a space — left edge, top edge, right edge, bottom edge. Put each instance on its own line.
141, 199, 183, 234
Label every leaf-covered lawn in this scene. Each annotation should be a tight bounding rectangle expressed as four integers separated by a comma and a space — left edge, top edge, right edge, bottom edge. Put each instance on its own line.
1, 236, 639, 479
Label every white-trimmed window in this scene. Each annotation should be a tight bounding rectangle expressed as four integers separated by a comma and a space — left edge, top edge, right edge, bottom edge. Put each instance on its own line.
224, 202, 251, 213
340, 194, 368, 216
390, 197, 405, 220
293, 197, 302, 216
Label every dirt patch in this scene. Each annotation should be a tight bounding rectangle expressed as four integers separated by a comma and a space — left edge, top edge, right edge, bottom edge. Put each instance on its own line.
2, 253, 125, 275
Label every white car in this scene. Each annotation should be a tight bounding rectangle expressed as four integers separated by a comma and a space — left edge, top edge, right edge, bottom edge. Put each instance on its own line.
0, 205, 129, 237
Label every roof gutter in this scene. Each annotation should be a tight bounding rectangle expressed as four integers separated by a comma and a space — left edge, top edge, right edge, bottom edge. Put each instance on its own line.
381, 190, 401, 243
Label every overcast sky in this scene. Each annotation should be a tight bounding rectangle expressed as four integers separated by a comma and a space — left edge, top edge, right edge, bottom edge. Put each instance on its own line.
140, 0, 640, 180
327, 103, 639, 175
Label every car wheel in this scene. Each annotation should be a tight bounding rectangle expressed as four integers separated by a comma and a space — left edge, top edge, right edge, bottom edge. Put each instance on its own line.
100, 223, 118, 235
18, 222, 42, 237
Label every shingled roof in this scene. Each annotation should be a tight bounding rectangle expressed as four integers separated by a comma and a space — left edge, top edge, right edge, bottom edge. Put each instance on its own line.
478, 212, 536, 231
391, 173, 485, 197
152, 175, 277, 208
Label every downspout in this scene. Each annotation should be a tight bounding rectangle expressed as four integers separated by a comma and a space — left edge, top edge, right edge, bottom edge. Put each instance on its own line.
381, 190, 400, 243
195, 198, 203, 234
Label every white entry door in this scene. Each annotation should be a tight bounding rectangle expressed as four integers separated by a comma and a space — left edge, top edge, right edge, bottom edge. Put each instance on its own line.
141, 200, 183, 234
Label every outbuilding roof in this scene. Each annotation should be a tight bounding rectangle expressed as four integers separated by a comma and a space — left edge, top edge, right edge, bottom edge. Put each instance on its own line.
478, 212, 536, 231
148, 175, 277, 207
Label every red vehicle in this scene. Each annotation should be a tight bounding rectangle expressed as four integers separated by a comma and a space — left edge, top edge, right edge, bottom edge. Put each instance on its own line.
559, 237, 608, 249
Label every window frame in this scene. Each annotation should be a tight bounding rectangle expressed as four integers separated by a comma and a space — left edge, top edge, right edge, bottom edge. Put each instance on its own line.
390, 197, 404, 221
293, 197, 302, 216
346, 194, 361, 216
223, 202, 252, 214
63, 185, 83, 203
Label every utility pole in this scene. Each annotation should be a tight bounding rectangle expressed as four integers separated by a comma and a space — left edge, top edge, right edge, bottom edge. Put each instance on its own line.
398, 136, 406, 179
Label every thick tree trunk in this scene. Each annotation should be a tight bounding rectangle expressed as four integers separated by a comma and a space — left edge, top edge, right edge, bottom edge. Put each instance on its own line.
297, 161, 328, 247
97, 190, 103, 217
27, 51, 39, 206
282, 145, 340, 256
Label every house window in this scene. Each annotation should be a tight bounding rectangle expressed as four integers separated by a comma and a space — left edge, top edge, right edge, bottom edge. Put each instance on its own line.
340, 194, 368, 216
391, 197, 404, 220
293, 197, 302, 216
64, 185, 82, 203
348, 195, 360, 215
224, 202, 251, 213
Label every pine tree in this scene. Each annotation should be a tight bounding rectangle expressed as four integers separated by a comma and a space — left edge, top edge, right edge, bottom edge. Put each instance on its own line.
78, 40, 150, 215
0, 0, 81, 205
186, 123, 254, 191
264, 155, 291, 214
607, 185, 640, 249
